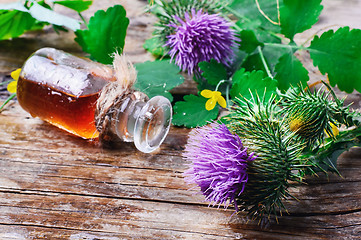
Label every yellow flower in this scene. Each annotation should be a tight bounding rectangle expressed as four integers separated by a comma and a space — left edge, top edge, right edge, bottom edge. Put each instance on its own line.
7, 68, 21, 93
200, 89, 227, 111
325, 122, 339, 138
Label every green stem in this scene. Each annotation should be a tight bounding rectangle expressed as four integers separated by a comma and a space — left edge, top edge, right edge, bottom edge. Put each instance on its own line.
0, 80, 12, 86
215, 80, 226, 92
264, 42, 306, 51
78, 12, 88, 27
226, 83, 230, 108
215, 80, 232, 107
0, 93, 16, 112
257, 46, 272, 78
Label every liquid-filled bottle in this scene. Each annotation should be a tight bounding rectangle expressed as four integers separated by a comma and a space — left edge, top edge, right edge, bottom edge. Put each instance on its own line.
16, 48, 172, 153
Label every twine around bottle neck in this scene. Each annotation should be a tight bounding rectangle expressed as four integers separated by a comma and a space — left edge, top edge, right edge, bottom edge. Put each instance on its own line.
94, 81, 134, 146
94, 53, 138, 147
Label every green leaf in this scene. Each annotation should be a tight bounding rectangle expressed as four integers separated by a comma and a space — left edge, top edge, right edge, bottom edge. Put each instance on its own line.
0, 1, 87, 40
280, 0, 323, 40
235, 18, 261, 30
240, 45, 288, 75
229, 0, 281, 36
0, 10, 35, 40
230, 68, 278, 101
29, 2, 80, 31
198, 59, 228, 86
75, 5, 129, 64
275, 52, 309, 91
36, 0, 52, 9
0, 2, 35, 40
0, 1, 81, 40
309, 27, 361, 93
240, 52, 268, 73
235, 20, 280, 45
239, 29, 263, 54
228, 0, 284, 75
172, 94, 219, 128
0, 1, 81, 30
305, 127, 361, 174
134, 60, 184, 101
53, 0, 93, 12
263, 45, 290, 71
143, 37, 166, 57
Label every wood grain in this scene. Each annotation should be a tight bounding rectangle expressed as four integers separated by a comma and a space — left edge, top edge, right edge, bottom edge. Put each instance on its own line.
0, 105, 360, 239
0, 0, 361, 239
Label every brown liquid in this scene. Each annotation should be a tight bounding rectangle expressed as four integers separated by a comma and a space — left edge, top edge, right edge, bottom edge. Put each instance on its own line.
17, 76, 100, 139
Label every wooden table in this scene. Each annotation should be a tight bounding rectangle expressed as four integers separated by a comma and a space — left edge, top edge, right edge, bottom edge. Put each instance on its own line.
0, 0, 360, 239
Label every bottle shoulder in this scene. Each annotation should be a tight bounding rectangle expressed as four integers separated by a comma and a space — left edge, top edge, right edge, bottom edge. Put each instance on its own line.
22, 48, 115, 97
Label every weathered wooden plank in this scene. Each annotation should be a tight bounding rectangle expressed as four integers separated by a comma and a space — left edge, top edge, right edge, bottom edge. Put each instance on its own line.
0, 190, 360, 239
1, 144, 360, 213
0, 103, 360, 239
0, 196, 236, 239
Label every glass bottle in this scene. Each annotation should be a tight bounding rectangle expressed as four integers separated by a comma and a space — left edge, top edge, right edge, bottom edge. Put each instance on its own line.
16, 47, 172, 153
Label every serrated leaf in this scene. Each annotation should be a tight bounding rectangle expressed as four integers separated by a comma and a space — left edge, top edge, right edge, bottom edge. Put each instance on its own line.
280, 0, 323, 40
275, 52, 309, 91
143, 37, 166, 57
198, 59, 228, 86
230, 0, 283, 75
306, 127, 361, 173
240, 52, 268, 73
172, 94, 219, 128
235, 19, 280, 44
53, 0, 93, 12
235, 18, 261, 30
229, 0, 281, 37
134, 60, 184, 101
75, 5, 129, 64
239, 30, 263, 54
0, 10, 35, 40
240, 45, 288, 75
262, 45, 290, 72
309, 27, 361, 93
230, 68, 278, 101
29, 2, 80, 31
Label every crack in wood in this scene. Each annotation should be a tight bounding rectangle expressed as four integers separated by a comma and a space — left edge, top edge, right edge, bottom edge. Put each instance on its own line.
0, 187, 212, 208
0, 220, 236, 239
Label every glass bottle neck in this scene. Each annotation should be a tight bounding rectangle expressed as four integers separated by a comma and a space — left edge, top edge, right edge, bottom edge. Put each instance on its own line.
111, 91, 172, 153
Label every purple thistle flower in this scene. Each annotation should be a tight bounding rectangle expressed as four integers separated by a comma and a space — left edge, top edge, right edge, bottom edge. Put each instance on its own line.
183, 123, 256, 210
166, 9, 238, 74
